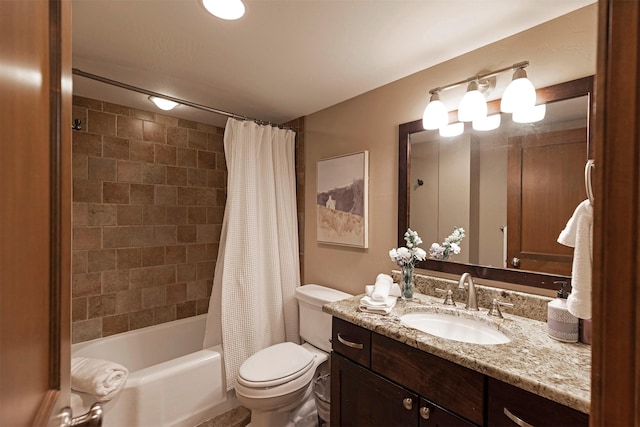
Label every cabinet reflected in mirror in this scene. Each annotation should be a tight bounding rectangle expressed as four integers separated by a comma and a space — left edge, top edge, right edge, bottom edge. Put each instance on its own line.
398, 76, 594, 290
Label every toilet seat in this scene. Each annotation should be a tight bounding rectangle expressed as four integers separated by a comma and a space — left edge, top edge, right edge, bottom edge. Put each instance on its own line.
237, 342, 315, 388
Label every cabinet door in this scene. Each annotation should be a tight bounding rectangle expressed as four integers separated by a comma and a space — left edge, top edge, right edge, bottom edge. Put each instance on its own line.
487, 378, 588, 427
419, 398, 478, 427
331, 352, 418, 427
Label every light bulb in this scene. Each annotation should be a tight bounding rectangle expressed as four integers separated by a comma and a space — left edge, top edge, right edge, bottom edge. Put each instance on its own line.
473, 113, 501, 131
513, 104, 546, 123
201, 0, 245, 20
439, 122, 464, 137
501, 68, 536, 113
148, 96, 179, 111
422, 92, 448, 130
458, 81, 487, 122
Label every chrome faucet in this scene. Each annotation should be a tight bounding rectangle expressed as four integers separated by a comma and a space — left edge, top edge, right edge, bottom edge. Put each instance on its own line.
458, 273, 479, 311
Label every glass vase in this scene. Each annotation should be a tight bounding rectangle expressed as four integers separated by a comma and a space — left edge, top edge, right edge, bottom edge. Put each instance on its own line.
400, 264, 414, 301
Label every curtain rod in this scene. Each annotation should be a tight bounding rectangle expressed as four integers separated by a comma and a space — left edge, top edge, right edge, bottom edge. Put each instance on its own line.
72, 68, 291, 129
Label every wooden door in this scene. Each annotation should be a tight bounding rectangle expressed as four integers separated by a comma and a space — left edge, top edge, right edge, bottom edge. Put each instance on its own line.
0, 0, 72, 425
507, 127, 587, 276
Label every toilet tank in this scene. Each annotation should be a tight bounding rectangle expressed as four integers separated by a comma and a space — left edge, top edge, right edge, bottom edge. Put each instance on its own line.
295, 284, 352, 353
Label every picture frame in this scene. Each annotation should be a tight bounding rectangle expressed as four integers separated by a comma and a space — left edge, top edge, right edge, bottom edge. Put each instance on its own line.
316, 151, 369, 248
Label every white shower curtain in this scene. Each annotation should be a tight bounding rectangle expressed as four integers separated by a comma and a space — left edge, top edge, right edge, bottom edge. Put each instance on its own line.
203, 118, 300, 391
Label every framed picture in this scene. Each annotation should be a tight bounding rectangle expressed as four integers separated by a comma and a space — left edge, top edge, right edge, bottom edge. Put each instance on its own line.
316, 151, 369, 248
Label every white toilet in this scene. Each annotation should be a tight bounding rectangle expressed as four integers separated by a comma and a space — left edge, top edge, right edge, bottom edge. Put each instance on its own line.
234, 284, 352, 427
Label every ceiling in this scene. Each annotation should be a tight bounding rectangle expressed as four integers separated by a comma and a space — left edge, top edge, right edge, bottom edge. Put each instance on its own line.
72, 0, 595, 128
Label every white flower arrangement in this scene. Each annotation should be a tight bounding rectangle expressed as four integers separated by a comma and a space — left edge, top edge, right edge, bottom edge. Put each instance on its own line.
429, 227, 466, 261
389, 228, 427, 267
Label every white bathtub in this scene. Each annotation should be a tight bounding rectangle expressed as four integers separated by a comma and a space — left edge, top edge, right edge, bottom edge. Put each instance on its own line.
71, 314, 238, 427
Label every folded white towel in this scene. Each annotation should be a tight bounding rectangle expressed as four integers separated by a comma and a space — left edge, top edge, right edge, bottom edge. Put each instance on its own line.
366, 283, 401, 298
557, 199, 593, 319
359, 295, 397, 315
71, 357, 129, 402
371, 274, 393, 301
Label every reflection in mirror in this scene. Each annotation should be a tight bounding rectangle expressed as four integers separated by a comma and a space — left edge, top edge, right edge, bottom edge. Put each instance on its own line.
398, 76, 594, 290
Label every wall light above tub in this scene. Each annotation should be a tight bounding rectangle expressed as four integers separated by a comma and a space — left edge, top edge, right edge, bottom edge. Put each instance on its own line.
148, 96, 180, 111
201, 0, 245, 20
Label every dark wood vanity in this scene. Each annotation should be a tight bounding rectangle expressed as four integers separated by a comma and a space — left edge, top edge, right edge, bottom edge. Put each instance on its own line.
330, 316, 588, 426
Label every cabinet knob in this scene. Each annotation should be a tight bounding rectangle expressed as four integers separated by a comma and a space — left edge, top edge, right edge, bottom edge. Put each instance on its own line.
511, 257, 521, 268
420, 406, 431, 419
402, 397, 413, 410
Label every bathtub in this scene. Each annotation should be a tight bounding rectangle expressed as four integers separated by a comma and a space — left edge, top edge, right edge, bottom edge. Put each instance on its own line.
71, 314, 238, 427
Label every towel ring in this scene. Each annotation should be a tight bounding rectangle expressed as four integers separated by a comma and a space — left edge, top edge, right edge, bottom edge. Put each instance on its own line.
585, 159, 595, 205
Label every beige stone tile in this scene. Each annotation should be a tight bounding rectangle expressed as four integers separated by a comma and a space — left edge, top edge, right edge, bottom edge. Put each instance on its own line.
206, 243, 218, 260
117, 160, 142, 183
87, 249, 116, 272
177, 187, 198, 205
155, 144, 176, 165
142, 164, 166, 184
196, 224, 217, 243
188, 206, 207, 224
177, 225, 197, 243
72, 297, 87, 322
130, 108, 154, 121
177, 263, 197, 282
155, 114, 179, 128
103, 102, 129, 116
178, 118, 198, 130
116, 116, 143, 140
88, 110, 116, 136
166, 282, 187, 304
73, 95, 102, 110
130, 139, 155, 162
72, 105, 87, 128
177, 147, 198, 168
87, 204, 117, 226
73, 250, 88, 274
165, 245, 186, 264
207, 170, 226, 188
196, 123, 218, 134
216, 153, 227, 171
72, 154, 88, 180
73, 179, 103, 203
117, 248, 141, 270
154, 185, 177, 206
154, 225, 177, 245
142, 246, 165, 267
197, 261, 215, 280
102, 270, 130, 293
72, 272, 102, 297
117, 205, 143, 225
142, 286, 166, 308
166, 206, 187, 225
88, 156, 118, 181
73, 203, 88, 226
130, 308, 154, 330
102, 136, 130, 160
196, 188, 216, 206
167, 166, 188, 186
115, 289, 142, 314
153, 264, 176, 285
188, 130, 208, 150
167, 127, 188, 147
187, 280, 209, 300
207, 132, 224, 153
143, 121, 166, 143
88, 294, 117, 318
103, 226, 130, 248
130, 267, 155, 289
187, 243, 207, 263
130, 183, 155, 205
73, 227, 102, 250
196, 298, 210, 315
197, 151, 216, 169
177, 301, 197, 319
72, 132, 102, 156
72, 318, 102, 344
103, 182, 130, 204
154, 305, 176, 324
142, 205, 166, 225
207, 206, 224, 225
188, 168, 208, 187
129, 226, 155, 246
102, 314, 129, 337
216, 189, 226, 207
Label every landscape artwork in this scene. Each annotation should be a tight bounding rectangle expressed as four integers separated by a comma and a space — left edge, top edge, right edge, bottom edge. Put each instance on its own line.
316, 151, 369, 248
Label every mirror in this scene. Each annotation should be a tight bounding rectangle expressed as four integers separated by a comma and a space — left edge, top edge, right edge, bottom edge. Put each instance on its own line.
398, 76, 594, 290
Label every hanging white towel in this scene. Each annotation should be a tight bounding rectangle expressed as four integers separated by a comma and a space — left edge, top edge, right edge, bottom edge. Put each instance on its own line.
71, 357, 128, 402
557, 199, 593, 319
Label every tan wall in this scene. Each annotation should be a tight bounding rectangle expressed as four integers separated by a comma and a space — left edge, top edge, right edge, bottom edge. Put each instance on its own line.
304, 5, 597, 296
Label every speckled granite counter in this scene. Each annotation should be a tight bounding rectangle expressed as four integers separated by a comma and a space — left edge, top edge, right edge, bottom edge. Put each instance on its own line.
324, 293, 591, 414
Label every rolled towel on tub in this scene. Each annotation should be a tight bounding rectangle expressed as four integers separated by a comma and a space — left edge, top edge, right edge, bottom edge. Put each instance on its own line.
71, 357, 129, 402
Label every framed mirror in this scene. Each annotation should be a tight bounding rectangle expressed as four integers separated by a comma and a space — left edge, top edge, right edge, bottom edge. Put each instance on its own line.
398, 76, 594, 290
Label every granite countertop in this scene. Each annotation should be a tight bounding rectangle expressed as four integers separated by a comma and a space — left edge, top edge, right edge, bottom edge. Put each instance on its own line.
324, 293, 591, 414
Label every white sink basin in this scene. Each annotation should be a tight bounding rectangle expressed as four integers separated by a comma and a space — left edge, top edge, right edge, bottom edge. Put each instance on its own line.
400, 312, 510, 345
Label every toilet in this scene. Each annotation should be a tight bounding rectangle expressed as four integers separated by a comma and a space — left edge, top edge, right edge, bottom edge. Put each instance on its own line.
234, 284, 352, 427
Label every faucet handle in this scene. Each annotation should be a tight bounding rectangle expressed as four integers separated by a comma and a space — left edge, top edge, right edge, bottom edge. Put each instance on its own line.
435, 288, 455, 306
487, 298, 514, 318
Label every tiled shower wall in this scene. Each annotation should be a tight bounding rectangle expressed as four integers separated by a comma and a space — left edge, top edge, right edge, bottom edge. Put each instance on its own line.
71, 96, 305, 344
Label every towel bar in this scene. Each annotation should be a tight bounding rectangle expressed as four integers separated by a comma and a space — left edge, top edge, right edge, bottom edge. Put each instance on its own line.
585, 159, 595, 205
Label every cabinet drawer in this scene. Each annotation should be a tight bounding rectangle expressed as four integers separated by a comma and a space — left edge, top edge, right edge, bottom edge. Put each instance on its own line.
419, 397, 478, 427
332, 317, 371, 368
371, 333, 484, 426
487, 377, 588, 427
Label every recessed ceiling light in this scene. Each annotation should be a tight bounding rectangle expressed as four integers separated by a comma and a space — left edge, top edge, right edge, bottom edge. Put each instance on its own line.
201, 0, 245, 20
148, 96, 179, 111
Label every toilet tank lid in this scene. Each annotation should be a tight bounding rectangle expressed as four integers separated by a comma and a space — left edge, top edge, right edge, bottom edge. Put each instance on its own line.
295, 284, 352, 306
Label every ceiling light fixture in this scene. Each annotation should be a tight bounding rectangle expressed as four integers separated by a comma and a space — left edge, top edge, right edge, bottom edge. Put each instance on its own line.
439, 122, 464, 138
472, 113, 501, 131
201, 0, 245, 20
422, 61, 536, 133
148, 96, 179, 111
512, 103, 546, 123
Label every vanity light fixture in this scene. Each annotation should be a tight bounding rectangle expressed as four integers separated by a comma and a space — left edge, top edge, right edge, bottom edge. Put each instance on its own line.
422, 91, 448, 130
472, 113, 501, 131
512, 103, 546, 123
439, 122, 464, 137
201, 0, 245, 20
148, 96, 179, 111
421, 61, 536, 131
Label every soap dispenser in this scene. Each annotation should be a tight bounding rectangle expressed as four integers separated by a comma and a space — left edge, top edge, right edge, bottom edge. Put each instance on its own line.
547, 281, 579, 342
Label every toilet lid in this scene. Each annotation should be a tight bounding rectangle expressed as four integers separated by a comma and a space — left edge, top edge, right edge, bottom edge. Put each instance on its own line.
238, 342, 315, 387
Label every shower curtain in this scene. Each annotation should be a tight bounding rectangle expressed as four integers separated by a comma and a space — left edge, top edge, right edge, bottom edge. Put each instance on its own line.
203, 118, 300, 391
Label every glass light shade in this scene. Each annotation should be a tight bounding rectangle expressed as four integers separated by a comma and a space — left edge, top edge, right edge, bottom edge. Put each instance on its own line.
439, 122, 464, 137
201, 0, 245, 20
513, 103, 546, 123
472, 113, 501, 131
501, 68, 536, 113
458, 82, 487, 122
422, 93, 448, 130
148, 96, 179, 111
